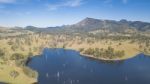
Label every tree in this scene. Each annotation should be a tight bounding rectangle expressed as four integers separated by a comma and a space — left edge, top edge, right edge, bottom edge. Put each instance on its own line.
7, 41, 14, 45
119, 42, 122, 46
0, 49, 5, 58
100, 48, 104, 52
79, 48, 84, 52
139, 45, 143, 48
145, 41, 149, 47
28, 52, 33, 57
84, 48, 94, 55
94, 48, 100, 57
115, 50, 125, 57
10, 53, 25, 60
11, 45, 18, 51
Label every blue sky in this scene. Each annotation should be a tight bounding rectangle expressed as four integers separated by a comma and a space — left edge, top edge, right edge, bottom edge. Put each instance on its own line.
0, 0, 150, 27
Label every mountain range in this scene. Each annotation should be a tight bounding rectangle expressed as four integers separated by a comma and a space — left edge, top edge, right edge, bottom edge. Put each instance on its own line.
24, 17, 150, 33
0, 17, 150, 33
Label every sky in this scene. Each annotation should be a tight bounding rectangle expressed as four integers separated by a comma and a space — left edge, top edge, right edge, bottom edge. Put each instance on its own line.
0, 0, 150, 27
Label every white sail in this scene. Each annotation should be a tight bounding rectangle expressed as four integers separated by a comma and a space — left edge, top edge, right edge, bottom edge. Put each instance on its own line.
46, 73, 49, 78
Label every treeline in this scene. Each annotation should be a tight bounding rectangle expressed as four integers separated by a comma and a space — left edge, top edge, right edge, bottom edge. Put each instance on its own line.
0, 49, 37, 79
86, 33, 150, 41
83, 47, 125, 59
11, 53, 37, 77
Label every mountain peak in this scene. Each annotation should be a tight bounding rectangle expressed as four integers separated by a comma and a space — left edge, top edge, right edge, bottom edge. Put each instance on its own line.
25, 26, 37, 29
84, 17, 95, 20
76, 17, 101, 26
83, 17, 100, 21
120, 19, 128, 23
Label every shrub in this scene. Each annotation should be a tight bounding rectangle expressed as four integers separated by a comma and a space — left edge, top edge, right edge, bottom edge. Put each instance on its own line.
15, 59, 27, 67
79, 48, 84, 52
118, 42, 122, 45
7, 41, 14, 45
22, 67, 38, 78
10, 70, 19, 78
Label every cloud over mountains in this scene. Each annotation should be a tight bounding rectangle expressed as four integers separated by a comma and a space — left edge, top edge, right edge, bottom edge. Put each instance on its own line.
47, 0, 84, 10
0, 0, 16, 4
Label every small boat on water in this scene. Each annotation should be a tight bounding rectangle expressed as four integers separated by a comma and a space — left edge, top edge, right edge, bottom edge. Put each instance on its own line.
46, 73, 49, 78
57, 72, 60, 78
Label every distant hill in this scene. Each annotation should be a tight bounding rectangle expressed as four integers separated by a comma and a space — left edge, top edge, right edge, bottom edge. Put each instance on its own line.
67, 17, 150, 32
25, 17, 150, 33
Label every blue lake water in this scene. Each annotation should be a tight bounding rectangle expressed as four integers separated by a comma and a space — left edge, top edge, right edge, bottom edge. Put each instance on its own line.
28, 48, 150, 84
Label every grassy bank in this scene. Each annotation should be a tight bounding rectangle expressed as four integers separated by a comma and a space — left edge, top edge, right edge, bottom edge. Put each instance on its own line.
66, 40, 149, 60
0, 60, 37, 84
0, 30, 149, 83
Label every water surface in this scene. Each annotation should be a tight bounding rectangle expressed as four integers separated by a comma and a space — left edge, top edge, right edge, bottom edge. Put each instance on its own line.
28, 48, 150, 84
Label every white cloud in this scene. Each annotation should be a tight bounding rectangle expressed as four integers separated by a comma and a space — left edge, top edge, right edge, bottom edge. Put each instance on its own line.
103, 0, 113, 8
122, 0, 128, 4
47, 0, 84, 10
15, 11, 31, 16
0, 0, 16, 4
104, 0, 128, 4
104, 0, 112, 4
66, 0, 83, 7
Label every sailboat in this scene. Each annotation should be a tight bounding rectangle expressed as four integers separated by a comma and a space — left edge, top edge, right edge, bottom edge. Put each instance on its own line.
46, 73, 49, 78
57, 72, 60, 78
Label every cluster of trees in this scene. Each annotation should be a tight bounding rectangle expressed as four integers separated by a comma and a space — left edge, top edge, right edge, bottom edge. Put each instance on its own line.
9, 52, 38, 78
0, 49, 5, 58
79, 32, 150, 44
10, 53, 25, 60
83, 47, 125, 59
9, 53, 28, 68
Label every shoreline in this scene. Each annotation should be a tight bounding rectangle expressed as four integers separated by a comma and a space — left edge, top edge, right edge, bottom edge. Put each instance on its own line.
0, 48, 149, 84
80, 52, 140, 61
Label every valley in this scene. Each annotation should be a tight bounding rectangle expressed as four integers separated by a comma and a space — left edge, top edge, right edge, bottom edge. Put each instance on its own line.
0, 18, 150, 84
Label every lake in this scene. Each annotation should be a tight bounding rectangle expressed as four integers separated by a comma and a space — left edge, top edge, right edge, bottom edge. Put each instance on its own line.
28, 48, 150, 84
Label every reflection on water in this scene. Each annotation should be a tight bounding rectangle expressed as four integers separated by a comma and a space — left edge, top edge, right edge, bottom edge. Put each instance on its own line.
28, 48, 150, 84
